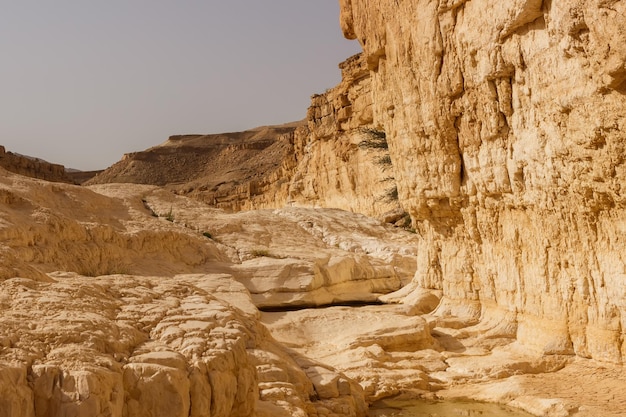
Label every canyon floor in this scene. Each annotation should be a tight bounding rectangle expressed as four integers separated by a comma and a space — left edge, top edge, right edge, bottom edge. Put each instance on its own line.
0, 168, 624, 417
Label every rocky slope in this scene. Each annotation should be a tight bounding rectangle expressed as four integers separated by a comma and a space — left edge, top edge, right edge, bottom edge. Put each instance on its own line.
338, 0, 626, 364
263, 304, 626, 417
4, 168, 624, 417
0, 272, 369, 417
3, 1, 626, 415
85, 122, 302, 209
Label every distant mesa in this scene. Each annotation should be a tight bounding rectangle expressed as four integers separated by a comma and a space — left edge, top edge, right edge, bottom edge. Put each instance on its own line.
85, 121, 309, 211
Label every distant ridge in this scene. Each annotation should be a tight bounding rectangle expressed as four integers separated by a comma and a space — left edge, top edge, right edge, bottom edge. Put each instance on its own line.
86, 121, 306, 209
0, 145, 74, 183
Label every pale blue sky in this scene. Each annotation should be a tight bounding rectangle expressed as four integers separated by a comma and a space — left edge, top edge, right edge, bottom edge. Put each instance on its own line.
0, 1, 361, 170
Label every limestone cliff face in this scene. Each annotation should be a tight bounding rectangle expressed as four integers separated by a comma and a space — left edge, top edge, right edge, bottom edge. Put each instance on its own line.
232, 54, 405, 219
339, 0, 626, 363
288, 53, 402, 219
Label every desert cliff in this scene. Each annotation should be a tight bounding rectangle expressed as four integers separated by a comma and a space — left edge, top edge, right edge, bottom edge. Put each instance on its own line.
338, 0, 626, 363
2, 1, 626, 416
0, 146, 74, 184
91, 0, 626, 364
1, 169, 416, 417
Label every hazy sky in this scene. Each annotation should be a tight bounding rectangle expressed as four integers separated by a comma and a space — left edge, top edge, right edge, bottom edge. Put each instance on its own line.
0, 2, 361, 170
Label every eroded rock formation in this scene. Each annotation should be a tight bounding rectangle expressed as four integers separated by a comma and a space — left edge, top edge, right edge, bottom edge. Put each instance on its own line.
0, 273, 368, 417
3, 168, 425, 416
3, 1, 626, 416
339, 0, 626, 363
0, 146, 74, 184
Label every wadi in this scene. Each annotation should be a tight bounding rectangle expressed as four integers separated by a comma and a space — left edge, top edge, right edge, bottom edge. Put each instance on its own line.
1, 1, 626, 416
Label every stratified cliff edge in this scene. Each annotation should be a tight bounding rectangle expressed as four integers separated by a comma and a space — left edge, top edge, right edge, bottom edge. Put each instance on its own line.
0, 146, 74, 184
339, 0, 626, 362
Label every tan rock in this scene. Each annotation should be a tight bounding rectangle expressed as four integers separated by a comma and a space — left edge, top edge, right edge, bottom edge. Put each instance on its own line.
138, 188, 419, 308
263, 301, 626, 416
339, 0, 626, 363
0, 146, 74, 184
0, 170, 414, 309
262, 305, 435, 401
0, 172, 389, 416
0, 364, 35, 417
0, 273, 368, 417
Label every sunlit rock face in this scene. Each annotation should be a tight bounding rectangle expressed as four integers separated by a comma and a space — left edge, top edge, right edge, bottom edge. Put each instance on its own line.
339, 0, 626, 363
287, 53, 404, 220
0, 273, 367, 417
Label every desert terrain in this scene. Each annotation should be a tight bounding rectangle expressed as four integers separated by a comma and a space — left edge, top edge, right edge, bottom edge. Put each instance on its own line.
2, 0, 626, 416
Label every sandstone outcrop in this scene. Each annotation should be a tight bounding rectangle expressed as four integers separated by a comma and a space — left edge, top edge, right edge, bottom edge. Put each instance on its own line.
0, 273, 367, 417
263, 302, 626, 417
339, 0, 626, 364
1, 166, 417, 308
0, 146, 74, 184
124, 186, 419, 309
1, 169, 419, 416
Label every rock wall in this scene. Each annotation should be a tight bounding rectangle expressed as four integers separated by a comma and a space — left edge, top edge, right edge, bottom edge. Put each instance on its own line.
85, 55, 405, 221
0, 146, 73, 184
2, 171, 406, 417
287, 54, 402, 220
339, 0, 626, 363
229, 55, 405, 220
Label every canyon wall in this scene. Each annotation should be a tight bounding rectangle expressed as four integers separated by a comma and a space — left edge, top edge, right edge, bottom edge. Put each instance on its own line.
286, 54, 402, 220
2, 170, 426, 416
227, 54, 405, 220
339, 0, 626, 363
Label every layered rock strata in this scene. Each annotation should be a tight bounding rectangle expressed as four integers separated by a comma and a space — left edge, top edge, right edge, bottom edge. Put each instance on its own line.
0, 146, 73, 184
0, 167, 417, 308
287, 53, 401, 219
339, 0, 626, 363
263, 303, 626, 416
132, 186, 419, 308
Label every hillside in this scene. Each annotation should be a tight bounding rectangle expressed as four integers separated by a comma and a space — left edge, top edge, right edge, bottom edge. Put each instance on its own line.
87, 122, 300, 185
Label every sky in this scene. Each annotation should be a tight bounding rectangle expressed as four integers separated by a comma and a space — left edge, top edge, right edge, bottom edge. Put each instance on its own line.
0, 1, 362, 171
